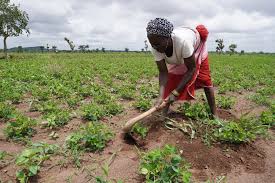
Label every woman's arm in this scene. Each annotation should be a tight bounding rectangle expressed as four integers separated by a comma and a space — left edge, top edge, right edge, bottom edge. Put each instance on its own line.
175, 54, 196, 93
156, 59, 168, 99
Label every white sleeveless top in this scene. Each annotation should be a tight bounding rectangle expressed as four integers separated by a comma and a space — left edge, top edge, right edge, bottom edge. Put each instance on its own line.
151, 26, 208, 74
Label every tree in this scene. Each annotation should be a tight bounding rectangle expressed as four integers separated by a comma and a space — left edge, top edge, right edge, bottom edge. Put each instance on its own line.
46, 44, 50, 52
64, 37, 75, 51
78, 44, 89, 52
240, 50, 245, 55
141, 48, 144, 52
17, 46, 23, 53
228, 44, 237, 55
40, 46, 44, 53
125, 48, 129, 52
215, 39, 225, 54
52, 45, 57, 52
0, 0, 29, 59
144, 40, 148, 52
101, 47, 105, 52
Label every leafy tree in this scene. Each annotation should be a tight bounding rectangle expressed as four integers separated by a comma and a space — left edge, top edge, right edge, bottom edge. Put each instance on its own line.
141, 48, 144, 52
40, 46, 44, 53
64, 37, 75, 51
78, 44, 89, 52
228, 44, 237, 55
101, 47, 105, 52
52, 45, 57, 52
125, 48, 129, 52
240, 50, 245, 55
17, 46, 23, 53
215, 39, 225, 54
46, 44, 50, 52
0, 0, 29, 59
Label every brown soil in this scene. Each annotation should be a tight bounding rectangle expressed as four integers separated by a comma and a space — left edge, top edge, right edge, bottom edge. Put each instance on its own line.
0, 92, 274, 183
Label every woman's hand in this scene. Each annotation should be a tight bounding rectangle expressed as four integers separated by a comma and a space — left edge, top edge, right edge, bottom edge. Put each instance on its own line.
155, 97, 164, 109
167, 93, 177, 104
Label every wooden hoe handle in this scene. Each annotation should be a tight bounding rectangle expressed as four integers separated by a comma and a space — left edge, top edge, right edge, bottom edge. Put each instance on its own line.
122, 101, 168, 133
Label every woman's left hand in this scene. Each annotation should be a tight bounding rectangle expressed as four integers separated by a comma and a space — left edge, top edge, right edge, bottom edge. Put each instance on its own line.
166, 93, 177, 104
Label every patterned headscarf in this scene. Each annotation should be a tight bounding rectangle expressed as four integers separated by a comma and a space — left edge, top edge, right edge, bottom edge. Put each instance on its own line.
146, 18, 174, 37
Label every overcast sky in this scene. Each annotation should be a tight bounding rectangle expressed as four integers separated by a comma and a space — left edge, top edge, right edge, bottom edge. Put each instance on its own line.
2, 0, 275, 52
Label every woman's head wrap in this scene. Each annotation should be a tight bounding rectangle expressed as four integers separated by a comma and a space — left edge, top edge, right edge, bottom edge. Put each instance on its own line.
146, 18, 174, 37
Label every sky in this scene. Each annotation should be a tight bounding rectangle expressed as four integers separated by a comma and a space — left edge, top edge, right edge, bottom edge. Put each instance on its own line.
2, 0, 275, 52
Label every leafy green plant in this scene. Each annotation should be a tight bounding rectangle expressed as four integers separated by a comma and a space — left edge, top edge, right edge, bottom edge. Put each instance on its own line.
0, 150, 7, 160
82, 103, 105, 121
66, 122, 113, 152
139, 145, 192, 183
0, 102, 16, 121
104, 101, 123, 116
16, 142, 59, 183
134, 97, 151, 111
43, 109, 71, 128
259, 109, 275, 126
179, 102, 210, 120
131, 123, 149, 139
213, 118, 267, 143
4, 114, 37, 140
216, 95, 235, 109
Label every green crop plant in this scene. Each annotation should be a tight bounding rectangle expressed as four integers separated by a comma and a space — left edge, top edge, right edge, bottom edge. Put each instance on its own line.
104, 101, 123, 116
16, 142, 59, 183
131, 123, 149, 139
179, 102, 210, 120
66, 122, 113, 152
0, 102, 16, 121
82, 103, 106, 121
259, 108, 275, 126
43, 109, 71, 128
216, 95, 235, 109
213, 118, 268, 143
134, 97, 152, 111
139, 145, 192, 183
4, 114, 37, 140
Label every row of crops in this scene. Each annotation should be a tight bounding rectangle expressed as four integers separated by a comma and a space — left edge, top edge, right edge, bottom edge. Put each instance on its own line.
0, 53, 274, 182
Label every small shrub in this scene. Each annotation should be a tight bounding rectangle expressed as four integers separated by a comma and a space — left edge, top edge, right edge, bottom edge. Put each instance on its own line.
140, 145, 192, 183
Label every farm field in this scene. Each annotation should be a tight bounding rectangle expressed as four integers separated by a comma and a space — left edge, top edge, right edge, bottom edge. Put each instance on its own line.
0, 52, 274, 183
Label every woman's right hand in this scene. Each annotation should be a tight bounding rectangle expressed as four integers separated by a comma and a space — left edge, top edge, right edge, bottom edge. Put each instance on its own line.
155, 96, 164, 109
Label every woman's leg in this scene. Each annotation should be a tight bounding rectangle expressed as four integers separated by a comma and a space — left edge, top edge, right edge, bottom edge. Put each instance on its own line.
204, 87, 217, 116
